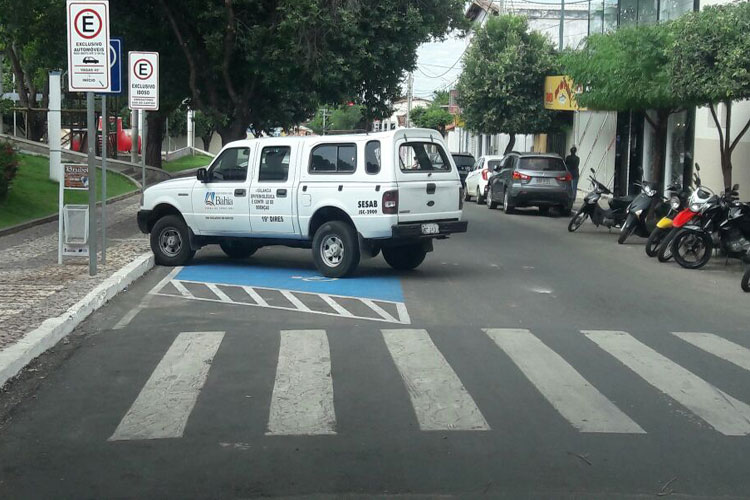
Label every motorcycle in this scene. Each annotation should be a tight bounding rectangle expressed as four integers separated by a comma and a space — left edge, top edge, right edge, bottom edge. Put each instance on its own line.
671, 185, 748, 270
645, 189, 691, 257
618, 180, 674, 245
568, 169, 634, 233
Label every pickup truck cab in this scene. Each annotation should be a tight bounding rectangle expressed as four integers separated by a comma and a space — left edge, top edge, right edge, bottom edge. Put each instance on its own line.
137, 129, 468, 277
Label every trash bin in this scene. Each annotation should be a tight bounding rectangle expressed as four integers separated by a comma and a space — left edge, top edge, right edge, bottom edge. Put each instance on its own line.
63, 204, 89, 245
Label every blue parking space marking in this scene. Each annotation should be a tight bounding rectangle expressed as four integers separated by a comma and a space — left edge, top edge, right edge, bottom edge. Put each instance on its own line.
175, 262, 404, 302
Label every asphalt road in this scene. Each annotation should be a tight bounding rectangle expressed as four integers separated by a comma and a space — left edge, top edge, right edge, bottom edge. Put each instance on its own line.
1, 201, 750, 499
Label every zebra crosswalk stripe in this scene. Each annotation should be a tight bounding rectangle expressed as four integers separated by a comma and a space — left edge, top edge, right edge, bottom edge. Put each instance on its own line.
485, 328, 644, 434
672, 332, 750, 372
382, 329, 490, 431
109, 331, 225, 441
585, 330, 750, 436
266, 330, 337, 435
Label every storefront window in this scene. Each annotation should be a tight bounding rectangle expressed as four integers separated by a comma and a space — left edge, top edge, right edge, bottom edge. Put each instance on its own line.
664, 110, 694, 191
589, 0, 605, 34
638, 0, 658, 24
619, 0, 638, 26
659, 0, 694, 21
603, 0, 618, 31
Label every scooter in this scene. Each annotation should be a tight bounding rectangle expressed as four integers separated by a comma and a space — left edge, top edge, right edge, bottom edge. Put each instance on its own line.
568, 169, 634, 233
618, 181, 676, 245
645, 194, 684, 257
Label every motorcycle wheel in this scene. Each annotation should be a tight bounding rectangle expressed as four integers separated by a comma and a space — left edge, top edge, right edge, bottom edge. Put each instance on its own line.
568, 208, 587, 232
742, 269, 750, 292
672, 230, 713, 270
618, 214, 637, 244
645, 227, 667, 257
657, 228, 678, 262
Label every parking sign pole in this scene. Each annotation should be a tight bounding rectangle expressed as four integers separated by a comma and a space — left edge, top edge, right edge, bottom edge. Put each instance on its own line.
87, 91, 98, 276
101, 94, 107, 265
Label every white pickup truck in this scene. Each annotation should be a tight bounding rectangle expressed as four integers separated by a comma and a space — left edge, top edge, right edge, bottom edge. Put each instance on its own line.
137, 128, 468, 277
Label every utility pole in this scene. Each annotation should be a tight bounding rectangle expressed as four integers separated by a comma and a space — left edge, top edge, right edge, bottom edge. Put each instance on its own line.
406, 72, 414, 128
321, 107, 329, 135
559, 0, 565, 50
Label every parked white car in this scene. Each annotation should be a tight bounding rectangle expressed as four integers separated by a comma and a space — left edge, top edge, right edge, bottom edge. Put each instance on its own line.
464, 155, 504, 204
137, 129, 468, 277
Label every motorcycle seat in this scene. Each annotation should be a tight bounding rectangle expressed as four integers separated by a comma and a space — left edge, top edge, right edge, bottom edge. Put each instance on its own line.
609, 195, 635, 210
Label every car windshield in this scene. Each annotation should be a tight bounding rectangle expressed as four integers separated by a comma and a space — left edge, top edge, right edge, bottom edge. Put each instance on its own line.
519, 157, 566, 172
452, 155, 474, 170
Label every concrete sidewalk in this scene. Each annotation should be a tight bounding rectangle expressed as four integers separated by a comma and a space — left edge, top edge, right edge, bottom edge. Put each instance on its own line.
0, 196, 153, 386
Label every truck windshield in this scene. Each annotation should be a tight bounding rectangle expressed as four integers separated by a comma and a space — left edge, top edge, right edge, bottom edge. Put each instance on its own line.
399, 142, 451, 172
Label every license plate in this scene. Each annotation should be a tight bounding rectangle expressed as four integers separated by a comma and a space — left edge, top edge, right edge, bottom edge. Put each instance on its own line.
421, 223, 440, 235
536, 177, 552, 185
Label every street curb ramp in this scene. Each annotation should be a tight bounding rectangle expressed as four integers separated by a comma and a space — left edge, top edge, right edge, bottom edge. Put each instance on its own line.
0, 253, 155, 389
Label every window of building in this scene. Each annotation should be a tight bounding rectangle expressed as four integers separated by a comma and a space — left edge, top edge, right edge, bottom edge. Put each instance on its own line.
309, 144, 357, 174
619, 0, 638, 26
638, 0, 658, 24
258, 146, 291, 182
398, 142, 451, 172
208, 147, 250, 182
659, 0, 694, 21
365, 141, 381, 175
589, 0, 605, 34
603, 0, 618, 31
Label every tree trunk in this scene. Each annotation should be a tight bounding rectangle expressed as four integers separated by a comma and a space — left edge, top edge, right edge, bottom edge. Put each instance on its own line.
146, 112, 165, 169
504, 133, 516, 154
217, 116, 250, 146
27, 109, 47, 142
200, 132, 213, 151
722, 101, 732, 191
644, 111, 669, 190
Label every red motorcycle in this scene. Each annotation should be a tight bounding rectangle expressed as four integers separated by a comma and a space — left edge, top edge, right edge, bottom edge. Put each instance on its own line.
657, 191, 713, 262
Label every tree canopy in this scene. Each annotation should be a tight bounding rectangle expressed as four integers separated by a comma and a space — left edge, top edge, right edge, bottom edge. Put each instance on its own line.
142, 0, 467, 144
670, 2, 750, 188
456, 15, 558, 152
411, 103, 453, 137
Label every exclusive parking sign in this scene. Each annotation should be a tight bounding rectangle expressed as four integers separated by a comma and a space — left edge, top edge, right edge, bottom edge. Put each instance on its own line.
66, 0, 111, 92
128, 51, 159, 110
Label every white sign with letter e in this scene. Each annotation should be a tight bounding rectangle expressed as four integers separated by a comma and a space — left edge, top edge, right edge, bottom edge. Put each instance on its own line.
128, 51, 159, 110
66, 0, 111, 92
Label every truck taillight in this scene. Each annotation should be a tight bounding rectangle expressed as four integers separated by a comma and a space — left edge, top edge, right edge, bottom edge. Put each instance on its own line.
512, 171, 531, 181
383, 189, 399, 214
482, 168, 489, 181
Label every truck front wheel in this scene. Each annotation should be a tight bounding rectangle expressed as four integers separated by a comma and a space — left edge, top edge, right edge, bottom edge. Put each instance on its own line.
150, 215, 195, 266
312, 221, 360, 278
383, 244, 427, 271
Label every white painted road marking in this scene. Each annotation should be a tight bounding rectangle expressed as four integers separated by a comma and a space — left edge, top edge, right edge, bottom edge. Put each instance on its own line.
484, 328, 644, 434
206, 283, 231, 303
673, 332, 750, 372
242, 286, 268, 307
320, 294, 353, 317
382, 329, 489, 431
362, 299, 398, 323
171, 280, 195, 299
585, 330, 750, 436
267, 330, 337, 435
110, 331, 225, 441
280, 290, 311, 312
112, 294, 153, 330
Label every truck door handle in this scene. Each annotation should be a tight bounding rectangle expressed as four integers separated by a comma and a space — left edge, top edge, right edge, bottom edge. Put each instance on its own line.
234, 189, 246, 197
426, 183, 436, 195
276, 188, 287, 197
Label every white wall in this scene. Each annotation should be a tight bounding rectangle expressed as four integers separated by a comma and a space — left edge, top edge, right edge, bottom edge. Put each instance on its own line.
694, 100, 750, 195
571, 111, 617, 194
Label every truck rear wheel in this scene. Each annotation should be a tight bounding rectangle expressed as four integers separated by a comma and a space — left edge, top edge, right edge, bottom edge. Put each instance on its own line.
383, 244, 427, 271
312, 221, 360, 278
220, 240, 258, 259
150, 215, 195, 266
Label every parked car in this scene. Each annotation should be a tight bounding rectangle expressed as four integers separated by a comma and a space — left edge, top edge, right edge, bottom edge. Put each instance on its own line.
465, 155, 504, 204
137, 128, 468, 277
451, 153, 475, 187
485, 152, 573, 215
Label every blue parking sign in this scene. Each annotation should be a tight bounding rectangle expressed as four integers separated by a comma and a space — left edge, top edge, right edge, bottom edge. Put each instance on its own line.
101, 38, 122, 94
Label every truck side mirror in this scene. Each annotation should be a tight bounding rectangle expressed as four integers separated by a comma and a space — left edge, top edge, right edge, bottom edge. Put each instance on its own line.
197, 168, 208, 182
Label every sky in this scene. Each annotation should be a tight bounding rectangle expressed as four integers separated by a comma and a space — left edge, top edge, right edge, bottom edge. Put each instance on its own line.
411, 33, 470, 100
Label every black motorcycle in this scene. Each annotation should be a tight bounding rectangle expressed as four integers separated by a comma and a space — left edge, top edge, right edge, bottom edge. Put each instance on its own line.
671, 185, 749, 270
568, 169, 633, 233
618, 181, 676, 245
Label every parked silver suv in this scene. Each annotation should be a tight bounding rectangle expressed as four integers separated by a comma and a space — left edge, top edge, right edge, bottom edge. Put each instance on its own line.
485, 152, 574, 215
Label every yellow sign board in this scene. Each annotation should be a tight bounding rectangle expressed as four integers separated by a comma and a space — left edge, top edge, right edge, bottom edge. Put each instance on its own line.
544, 76, 585, 111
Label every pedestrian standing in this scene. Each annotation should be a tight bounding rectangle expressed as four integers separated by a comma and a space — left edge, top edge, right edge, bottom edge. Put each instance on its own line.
565, 146, 580, 196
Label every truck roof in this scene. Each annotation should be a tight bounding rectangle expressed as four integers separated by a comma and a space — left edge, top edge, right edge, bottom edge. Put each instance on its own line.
223, 128, 444, 150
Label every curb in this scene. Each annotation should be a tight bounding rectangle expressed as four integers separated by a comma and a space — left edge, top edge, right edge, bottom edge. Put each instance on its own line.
0, 191, 140, 238
0, 252, 155, 389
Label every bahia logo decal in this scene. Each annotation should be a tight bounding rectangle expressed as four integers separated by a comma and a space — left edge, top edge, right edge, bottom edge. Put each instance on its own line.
205, 192, 234, 208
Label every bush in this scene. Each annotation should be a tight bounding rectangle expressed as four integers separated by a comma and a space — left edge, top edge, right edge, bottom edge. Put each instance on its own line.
0, 140, 19, 201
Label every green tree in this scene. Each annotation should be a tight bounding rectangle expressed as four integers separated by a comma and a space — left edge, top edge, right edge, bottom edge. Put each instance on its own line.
0, 0, 66, 141
670, 2, 750, 190
456, 15, 557, 153
562, 24, 680, 184
148, 0, 467, 145
411, 103, 453, 136
308, 104, 365, 135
